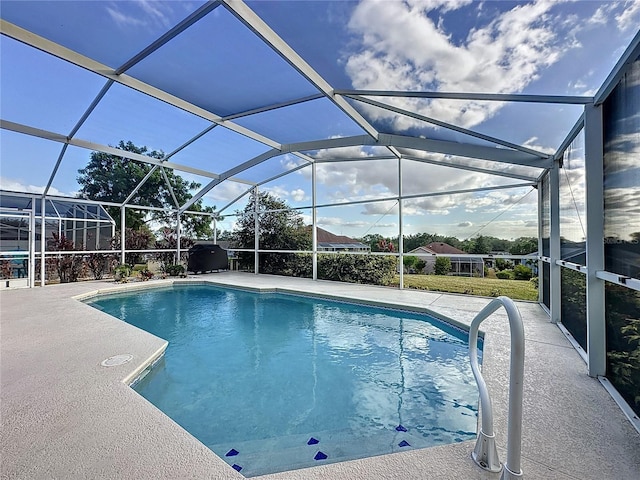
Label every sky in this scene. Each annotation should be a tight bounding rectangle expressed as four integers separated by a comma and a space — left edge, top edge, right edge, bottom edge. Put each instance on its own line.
1, 0, 639, 241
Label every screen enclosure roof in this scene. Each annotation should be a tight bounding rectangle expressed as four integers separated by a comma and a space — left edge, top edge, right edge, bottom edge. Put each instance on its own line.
1, 0, 638, 215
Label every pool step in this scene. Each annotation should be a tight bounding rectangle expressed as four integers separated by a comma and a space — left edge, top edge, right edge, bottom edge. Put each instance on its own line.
211, 428, 433, 477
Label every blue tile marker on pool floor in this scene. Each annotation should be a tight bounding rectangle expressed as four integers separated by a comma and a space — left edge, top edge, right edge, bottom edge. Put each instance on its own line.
314, 451, 328, 461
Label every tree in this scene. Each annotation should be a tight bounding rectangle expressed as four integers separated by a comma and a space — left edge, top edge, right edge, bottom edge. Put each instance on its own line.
233, 191, 311, 272
77, 140, 217, 238
402, 232, 435, 252
434, 256, 451, 275
361, 234, 385, 252
469, 235, 491, 254
510, 237, 538, 255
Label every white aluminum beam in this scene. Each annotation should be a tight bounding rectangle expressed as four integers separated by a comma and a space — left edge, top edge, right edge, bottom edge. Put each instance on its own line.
164, 124, 217, 160
45, 80, 115, 196
537, 183, 544, 304
594, 29, 640, 105
123, 166, 161, 206
180, 148, 280, 212
220, 0, 379, 140
314, 155, 397, 163
344, 94, 551, 158
254, 186, 259, 274
335, 89, 594, 104
312, 182, 533, 209
553, 112, 585, 162
549, 160, 561, 324
312, 162, 318, 281
596, 271, 640, 293
257, 162, 309, 187
160, 167, 181, 209
584, 104, 606, 377
0, 120, 254, 185
286, 134, 549, 167
218, 189, 252, 215
114, 1, 221, 75
398, 157, 404, 290
222, 94, 325, 121
401, 154, 538, 182
380, 134, 549, 166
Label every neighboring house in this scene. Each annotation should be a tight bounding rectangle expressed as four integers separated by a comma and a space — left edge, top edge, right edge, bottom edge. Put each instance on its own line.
316, 227, 370, 252
408, 242, 485, 277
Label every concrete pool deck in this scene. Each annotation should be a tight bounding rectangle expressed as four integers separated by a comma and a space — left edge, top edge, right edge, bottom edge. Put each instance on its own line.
1, 272, 639, 479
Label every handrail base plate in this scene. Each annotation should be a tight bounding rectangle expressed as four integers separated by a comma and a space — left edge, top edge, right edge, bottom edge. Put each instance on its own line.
471, 429, 502, 473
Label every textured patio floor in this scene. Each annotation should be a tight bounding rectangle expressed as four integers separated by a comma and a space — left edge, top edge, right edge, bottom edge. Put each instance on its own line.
1, 272, 639, 479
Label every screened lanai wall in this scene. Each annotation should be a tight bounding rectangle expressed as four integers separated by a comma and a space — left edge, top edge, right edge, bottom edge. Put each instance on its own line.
0, 191, 115, 287
1, 1, 639, 426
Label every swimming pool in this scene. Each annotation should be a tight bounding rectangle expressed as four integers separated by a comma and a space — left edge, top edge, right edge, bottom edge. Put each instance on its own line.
86, 284, 481, 477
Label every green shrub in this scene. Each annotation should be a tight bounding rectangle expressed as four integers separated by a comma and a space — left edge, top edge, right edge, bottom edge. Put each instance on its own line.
495, 270, 513, 280
415, 259, 426, 273
164, 264, 185, 276
318, 254, 396, 285
513, 264, 533, 280
280, 253, 312, 278
495, 258, 513, 271
403, 256, 418, 269
530, 276, 539, 288
434, 256, 451, 275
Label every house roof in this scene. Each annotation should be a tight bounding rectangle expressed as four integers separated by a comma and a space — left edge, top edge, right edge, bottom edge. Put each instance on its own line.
316, 227, 362, 245
424, 242, 466, 254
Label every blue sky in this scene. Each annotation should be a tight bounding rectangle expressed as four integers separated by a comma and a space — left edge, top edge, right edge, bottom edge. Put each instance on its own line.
1, 0, 639, 241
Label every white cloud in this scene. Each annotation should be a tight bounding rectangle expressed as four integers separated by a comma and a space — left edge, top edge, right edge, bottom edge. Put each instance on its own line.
345, 0, 577, 129
0, 177, 67, 196
263, 185, 290, 200
291, 188, 306, 202
206, 181, 251, 206
318, 216, 368, 229
616, 1, 640, 30
458, 221, 473, 227
360, 201, 399, 216
588, 4, 613, 26
262, 185, 308, 203
106, 6, 147, 27
522, 137, 556, 155
106, 0, 174, 30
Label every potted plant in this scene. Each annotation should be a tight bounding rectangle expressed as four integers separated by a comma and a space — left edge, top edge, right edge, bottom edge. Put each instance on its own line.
114, 263, 132, 282
164, 264, 185, 277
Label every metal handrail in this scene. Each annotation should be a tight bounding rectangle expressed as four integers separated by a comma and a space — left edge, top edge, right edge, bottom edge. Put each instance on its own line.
469, 296, 525, 479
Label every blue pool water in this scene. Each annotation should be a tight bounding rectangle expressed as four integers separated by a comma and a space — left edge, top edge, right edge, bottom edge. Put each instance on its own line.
86, 285, 481, 476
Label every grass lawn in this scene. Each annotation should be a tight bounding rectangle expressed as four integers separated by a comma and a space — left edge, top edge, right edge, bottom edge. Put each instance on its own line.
391, 274, 538, 301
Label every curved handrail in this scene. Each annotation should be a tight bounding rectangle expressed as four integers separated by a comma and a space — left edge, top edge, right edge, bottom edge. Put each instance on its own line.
469, 296, 525, 479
